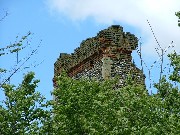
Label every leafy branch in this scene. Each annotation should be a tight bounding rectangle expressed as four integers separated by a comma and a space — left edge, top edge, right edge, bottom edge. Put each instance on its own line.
0, 32, 31, 57
175, 11, 180, 27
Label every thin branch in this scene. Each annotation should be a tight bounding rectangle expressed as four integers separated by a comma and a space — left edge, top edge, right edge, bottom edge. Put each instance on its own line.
147, 19, 162, 50
0, 47, 39, 88
0, 11, 8, 22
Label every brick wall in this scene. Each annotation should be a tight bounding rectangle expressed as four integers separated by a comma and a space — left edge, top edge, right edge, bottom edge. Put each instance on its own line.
53, 25, 145, 87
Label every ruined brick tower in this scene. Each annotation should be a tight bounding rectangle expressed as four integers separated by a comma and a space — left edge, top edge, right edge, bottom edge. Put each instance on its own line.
53, 25, 145, 87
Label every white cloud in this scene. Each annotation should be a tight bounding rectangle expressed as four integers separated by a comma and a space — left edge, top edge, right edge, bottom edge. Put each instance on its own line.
46, 0, 180, 57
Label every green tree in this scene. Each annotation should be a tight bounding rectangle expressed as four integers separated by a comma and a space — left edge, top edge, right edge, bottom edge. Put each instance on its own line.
0, 11, 51, 134
52, 53, 180, 134
0, 72, 51, 135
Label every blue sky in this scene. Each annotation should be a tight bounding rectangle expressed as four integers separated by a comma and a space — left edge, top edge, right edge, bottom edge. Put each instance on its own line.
0, 0, 180, 101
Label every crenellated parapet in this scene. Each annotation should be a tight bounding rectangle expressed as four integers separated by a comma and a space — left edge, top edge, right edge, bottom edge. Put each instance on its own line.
53, 25, 144, 87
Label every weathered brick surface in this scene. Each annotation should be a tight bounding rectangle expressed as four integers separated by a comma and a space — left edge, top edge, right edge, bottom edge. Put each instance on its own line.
53, 25, 145, 87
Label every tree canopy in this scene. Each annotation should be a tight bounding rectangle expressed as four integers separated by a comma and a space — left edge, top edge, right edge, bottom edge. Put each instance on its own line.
51, 64, 180, 134
0, 72, 51, 135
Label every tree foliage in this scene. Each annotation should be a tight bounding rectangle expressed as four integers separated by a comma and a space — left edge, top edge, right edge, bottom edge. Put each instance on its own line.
0, 72, 51, 135
51, 64, 180, 134
176, 11, 180, 26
